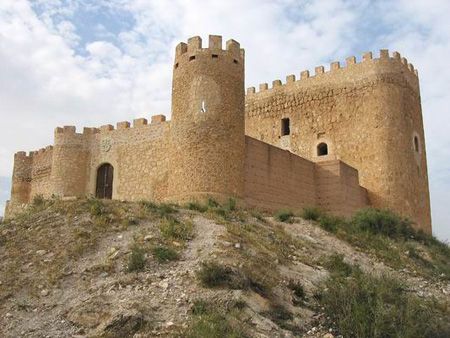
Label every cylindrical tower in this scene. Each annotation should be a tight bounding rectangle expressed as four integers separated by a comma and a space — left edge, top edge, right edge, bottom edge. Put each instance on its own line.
10, 151, 32, 204
167, 35, 245, 203
50, 126, 90, 197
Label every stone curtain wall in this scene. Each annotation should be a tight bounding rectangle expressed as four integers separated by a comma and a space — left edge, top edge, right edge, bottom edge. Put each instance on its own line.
244, 136, 317, 211
244, 136, 368, 216
315, 160, 368, 217
245, 50, 431, 232
87, 117, 169, 202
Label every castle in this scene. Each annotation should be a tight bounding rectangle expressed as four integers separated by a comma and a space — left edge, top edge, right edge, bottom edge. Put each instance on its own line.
4, 35, 432, 233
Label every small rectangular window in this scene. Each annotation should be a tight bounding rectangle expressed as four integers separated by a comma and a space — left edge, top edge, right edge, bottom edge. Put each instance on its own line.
281, 118, 290, 136
174, 63, 179, 69
212, 54, 218, 58
189, 55, 196, 61
233, 59, 239, 64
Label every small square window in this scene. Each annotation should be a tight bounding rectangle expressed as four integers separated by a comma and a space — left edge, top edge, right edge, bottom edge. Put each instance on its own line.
212, 54, 218, 58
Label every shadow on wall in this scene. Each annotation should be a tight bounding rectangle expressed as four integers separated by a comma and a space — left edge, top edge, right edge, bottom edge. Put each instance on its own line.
0, 176, 12, 217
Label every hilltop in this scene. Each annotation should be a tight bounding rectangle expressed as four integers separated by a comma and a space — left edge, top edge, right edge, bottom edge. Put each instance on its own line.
0, 198, 449, 337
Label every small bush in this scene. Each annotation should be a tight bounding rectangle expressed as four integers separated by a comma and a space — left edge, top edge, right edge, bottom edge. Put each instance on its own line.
152, 246, 179, 263
323, 254, 355, 278
274, 210, 294, 223
352, 208, 414, 240
207, 197, 220, 208
186, 201, 208, 213
197, 261, 233, 288
318, 215, 343, 233
319, 269, 450, 338
288, 280, 306, 300
141, 201, 178, 218
301, 207, 322, 221
127, 244, 146, 272
224, 198, 237, 211
191, 299, 210, 315
159, 217, 194, 241
186, 311, 245, 338
88, 198, 105, 217
32, 194, 45, 207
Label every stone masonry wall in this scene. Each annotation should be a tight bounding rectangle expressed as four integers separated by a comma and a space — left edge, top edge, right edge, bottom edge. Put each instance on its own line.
245, 50, 431, 233
244, 136, 368, 216
167, 35, 246, 203
315, 160, 368, 217
244, 136, 316, 211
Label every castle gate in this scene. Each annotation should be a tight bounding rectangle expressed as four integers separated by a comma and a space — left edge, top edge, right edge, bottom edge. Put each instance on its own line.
96, 163, 114, 199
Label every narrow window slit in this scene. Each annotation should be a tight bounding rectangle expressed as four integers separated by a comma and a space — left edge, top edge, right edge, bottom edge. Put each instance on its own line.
281, 118, 290, 136
212, 54, 218, 59
174, 63, 179, 69
233, 59, 239, 64
189, 55, 196, 61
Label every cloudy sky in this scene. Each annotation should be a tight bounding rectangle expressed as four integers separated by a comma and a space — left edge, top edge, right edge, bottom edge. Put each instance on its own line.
0, 0, 449, 241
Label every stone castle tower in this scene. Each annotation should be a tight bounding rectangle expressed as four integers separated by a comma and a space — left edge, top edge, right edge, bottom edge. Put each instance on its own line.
167, 35, 245, 203
4, 35, 432, 233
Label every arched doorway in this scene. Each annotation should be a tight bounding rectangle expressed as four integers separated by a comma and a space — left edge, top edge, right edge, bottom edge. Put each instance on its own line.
96, 163, 114, 199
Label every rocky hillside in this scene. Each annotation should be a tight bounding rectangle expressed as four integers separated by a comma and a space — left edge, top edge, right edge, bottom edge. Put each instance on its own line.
0, 198, 449, 338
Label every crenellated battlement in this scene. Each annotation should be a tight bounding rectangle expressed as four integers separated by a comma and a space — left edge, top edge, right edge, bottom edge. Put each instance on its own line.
246, 50, 418, 96
174, 35, 245, 69
14, 145, 54, 159
53, 114, 168, 136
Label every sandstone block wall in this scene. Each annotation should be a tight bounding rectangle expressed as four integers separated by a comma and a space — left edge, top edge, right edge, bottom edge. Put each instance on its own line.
245, 50, 431, 232
167, 35, 246, 203
315, 160, 368, 217
244, 136, 368, 216
244, 136, 316, 211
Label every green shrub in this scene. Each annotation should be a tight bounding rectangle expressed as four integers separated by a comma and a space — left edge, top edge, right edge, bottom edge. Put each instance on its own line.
191, 299, 210, 315
127, 244, 146, 272
207, 197, 220, 208
186, 311, 245, 338
159, 217, 194, 241
352, 208, 414, 240
274, 210, 294, 223
288, 280, 306, 299
323, 254, 355, 278
88, 198, 105, 217
197, 261, 233, 288
152, 246, 179, 263
319, 269, 450, 338
301, 207, 322, 221
32, 194, 45, 207
140, 201, 178, 218
224, 198, 237, 211
186, 201, 208, 213
318, 215, 343, 233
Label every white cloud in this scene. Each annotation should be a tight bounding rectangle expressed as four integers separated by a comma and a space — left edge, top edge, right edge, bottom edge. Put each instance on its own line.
0, 0, 448, 241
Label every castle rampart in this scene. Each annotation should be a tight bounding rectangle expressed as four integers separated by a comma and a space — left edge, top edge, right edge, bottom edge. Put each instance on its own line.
4, 36, 431, 234
245, 49, 430, 232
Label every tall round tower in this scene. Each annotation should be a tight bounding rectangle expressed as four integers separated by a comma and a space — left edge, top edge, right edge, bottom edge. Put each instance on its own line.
167, 35, 245, 203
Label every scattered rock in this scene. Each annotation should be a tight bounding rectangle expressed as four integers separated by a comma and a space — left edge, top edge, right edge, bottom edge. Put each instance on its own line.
234, 243, 241, 249
40, 289, 49, 296
36, 250, 47, 256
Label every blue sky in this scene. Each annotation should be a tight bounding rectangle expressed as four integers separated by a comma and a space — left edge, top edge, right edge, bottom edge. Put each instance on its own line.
0, 0, 449, 242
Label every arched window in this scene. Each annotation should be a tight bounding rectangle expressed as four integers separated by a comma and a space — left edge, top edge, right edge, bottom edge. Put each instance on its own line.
317, 143, 328, 156
414, 136, 420, 153
96, 163, 114, 199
